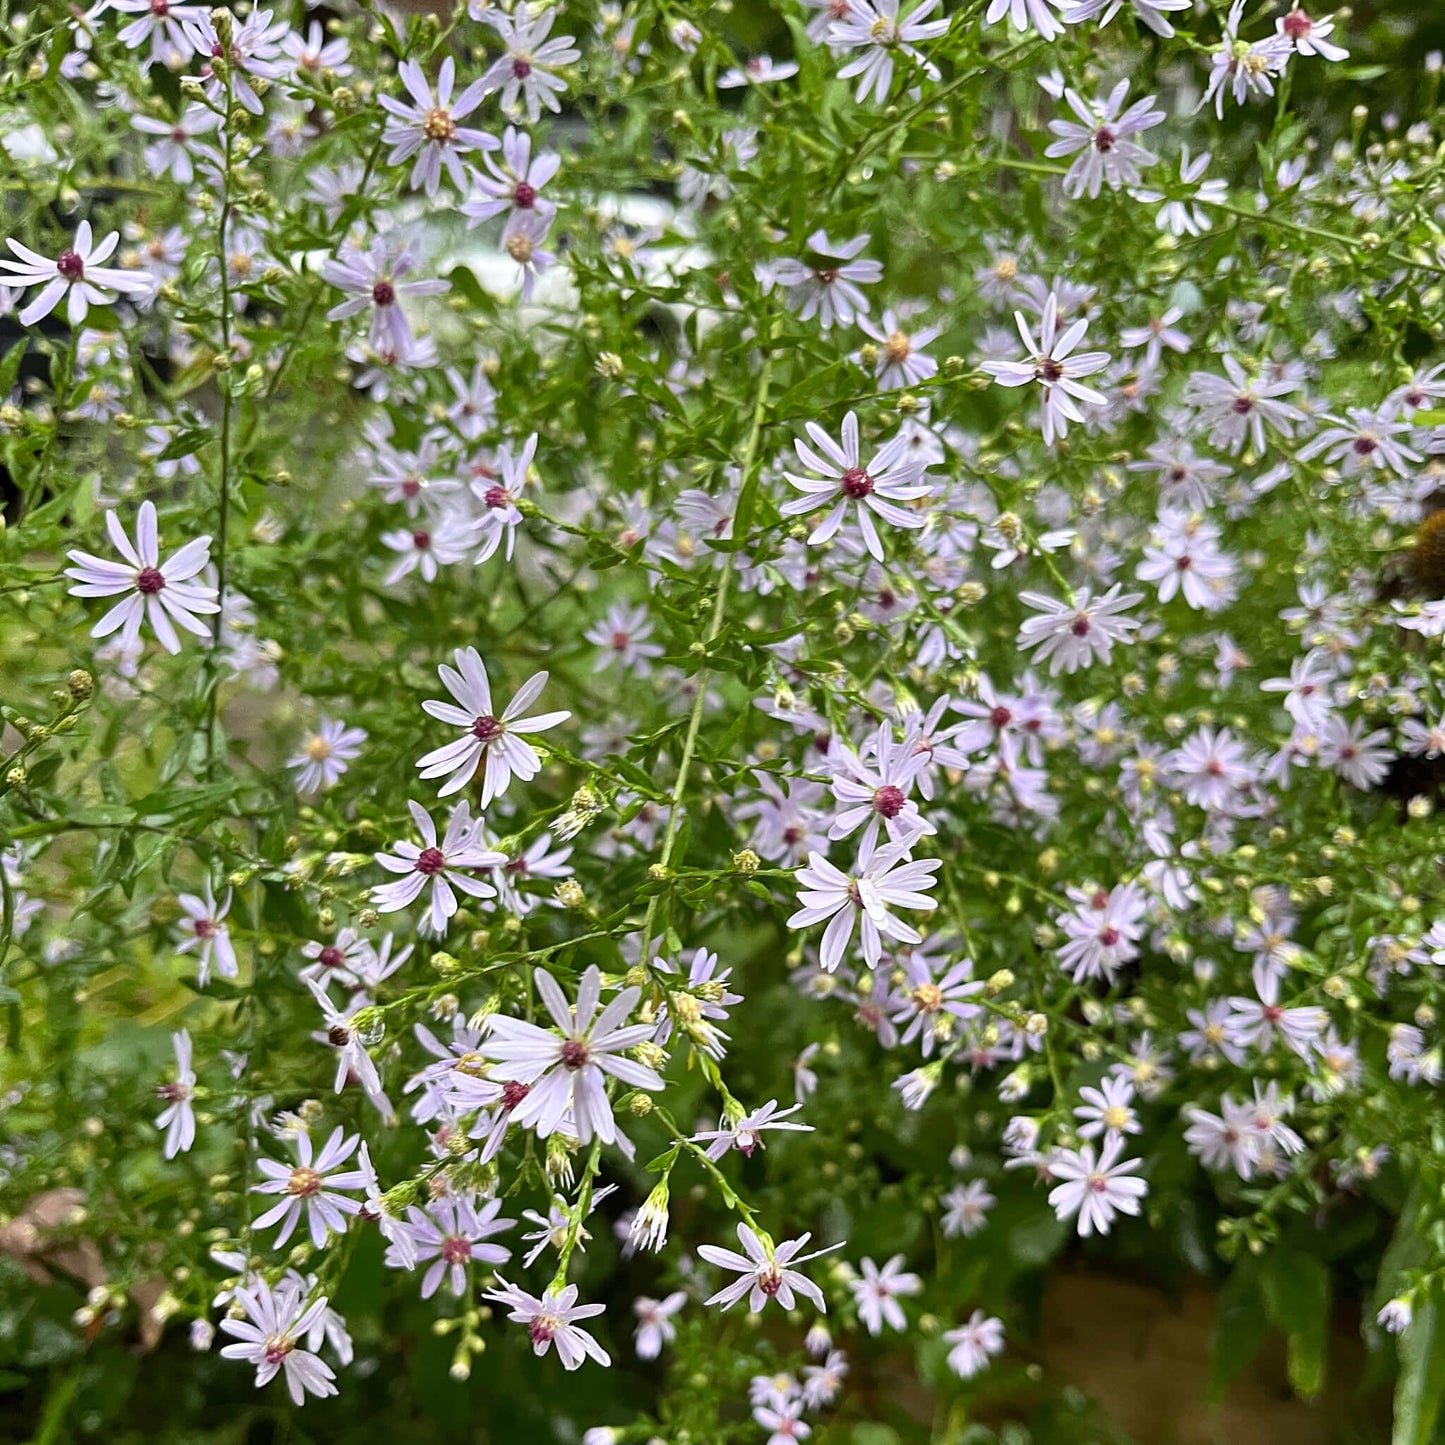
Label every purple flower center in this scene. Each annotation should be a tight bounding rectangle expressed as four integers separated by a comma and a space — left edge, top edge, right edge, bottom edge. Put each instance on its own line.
156, 1081, 188, 1102
514, 181, 537, 208
412, 529, 432, 550
471, 714, 503, 741
560, 1039, 590, 1070
512, 57, 533, 79
441, 1235, 472, 1265
1352, 436, 1377, 455
483, 485, 509, 509
193, 917, 216, 938
758, 1263, 784, 1297
528, 1316, 557, 1345
1070, 615, 1091, 637
873, 784, 906, 818
1283, 9, 1313, 37
990, 705, 1012, 729
814, 267, 840, 285
1093, 127, 1116, 153
840, 467, 874, 499
136, 566, 166, 594
328, 1024, 351, 1047
150, 0, 171, 14
501, 1079, 531, 1109
1039, 357, 1065, 382
1099, 927, 1120, 947
1232, 396, 1255, 415
372, 280, 396, 307
319, 945, 344, 968
415, 846, 447, 875
263, 1335, 294, 1365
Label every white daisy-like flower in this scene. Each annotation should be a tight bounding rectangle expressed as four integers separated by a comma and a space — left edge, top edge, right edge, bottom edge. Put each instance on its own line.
780, 410, 932, 561
484, 1277, 610, 1369
697, 1223, 842, 1313
371, 800, 506, 933
480, 964, 664, 1156
218, 1279, 338, 1406
288, 718, 367, 794
379, 56, 497, 196
251, 1126, 369, 1250
65, 501, 219, 655
415, 647, 570, 802
0, 221, 154, 326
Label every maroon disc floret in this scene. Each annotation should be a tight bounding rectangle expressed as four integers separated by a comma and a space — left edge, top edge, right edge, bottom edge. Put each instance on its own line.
514, 181, 537, 209
840, 467, 875, 499
560, 1039, 590, 1070
471, 714, 503, 741
873, 784, 906, 819
415, 846, 447, 875
372, 280, 396, 307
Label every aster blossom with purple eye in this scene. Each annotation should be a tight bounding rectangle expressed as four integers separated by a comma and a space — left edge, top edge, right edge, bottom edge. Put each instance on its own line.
979, 291, 1110, 445
761, 230, 882, 331
1183, 354, 1305, 453
175, 881, 238, 986
692, 1099, 813, 1160
184, 7, 289, 115
379, 56, 497, 196
825, 721, 934, 850
1045, 80, 1164, 199
944, 1310, 1006, 1378
484, 1277, 610, 1369
781, 410, 931, 562
698, 1223, 842, 1313
479, 965, 664, 1156
415, 646, 570, 802
478, 8, 581, 122
1016, 584, 1143, 675
371, 799, 506, 933
0, 220, 155, 327
66, 500, 219, 655
1278, 5, 1349, 60
321, 237, 449, 353
472, 433, 536, 564
252, 1126, 369, 1250
850, 1254, 922, 1335
218, 1280, 337, 1406
787, 835, 941, 973
1047, 1135, 1148, 1236
461, 125, 560, 237
107, 0, 206, 65
155, 1029, 196, 1159
385, 1195, 515, 1298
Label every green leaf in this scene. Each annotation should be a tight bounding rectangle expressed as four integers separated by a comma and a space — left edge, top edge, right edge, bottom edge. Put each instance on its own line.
1208, 1260, 1269, 1406
1395, 1284, 1445, 1445
1262, 1250, 1330, 1398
